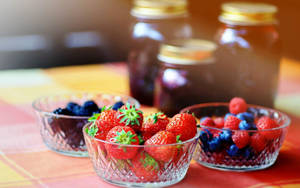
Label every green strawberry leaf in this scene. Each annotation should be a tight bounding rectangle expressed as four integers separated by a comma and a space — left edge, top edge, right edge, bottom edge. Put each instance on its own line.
88, 113, 100, 122
87, 124, 98, 137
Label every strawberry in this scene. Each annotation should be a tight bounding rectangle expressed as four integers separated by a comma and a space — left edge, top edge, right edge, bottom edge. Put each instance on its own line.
141, 112, 169, 140
214, 117, 224, 128
224, 115, 241, 130
166, 113, 197, 141
256, 116, 281, 140
232, 130, 250, 149
250, 133, 266, 152
130, 151, 160, 182
145, 131, 177, 162
105, 126, 139, 159
88, 107, 120, 140
117, 103, 143, 132
229, 97, 247, 114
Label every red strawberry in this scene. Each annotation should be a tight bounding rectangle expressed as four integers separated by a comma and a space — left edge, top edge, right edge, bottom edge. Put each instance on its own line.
256, 116, 281, 140
142, 131, 154, 141
145, 131, 177, 162
250, 133, 266, 152
232, 130, 250, 149
142, 112, 169, 138
105, 126, 139, 159
229, 97, 247, 114
200, 117, 215, 127
117, 103, 143, 132
224, 115, 241, 130
130, 151, 160, 182
166, 113, 197, 141
214, 117, 224, 128
88, 108, 120, 140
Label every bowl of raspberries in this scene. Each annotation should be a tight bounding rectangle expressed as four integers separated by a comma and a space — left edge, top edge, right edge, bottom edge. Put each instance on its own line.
180, 97, 291, 171
32, 93, 139, 157
83, 103, 199, 187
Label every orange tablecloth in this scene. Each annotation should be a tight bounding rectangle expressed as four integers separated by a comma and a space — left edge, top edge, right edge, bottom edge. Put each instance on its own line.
0, 58, 300, 187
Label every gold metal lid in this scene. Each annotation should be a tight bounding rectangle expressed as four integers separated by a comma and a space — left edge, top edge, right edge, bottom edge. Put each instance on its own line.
219, 2, 278, 25
158, 39, 217, 65
131, 0, 188, 19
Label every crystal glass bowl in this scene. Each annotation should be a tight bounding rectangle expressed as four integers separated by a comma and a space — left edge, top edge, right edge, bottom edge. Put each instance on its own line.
83, 123, 200, 187
180, 103, 290, 171
32, 93, 140, 157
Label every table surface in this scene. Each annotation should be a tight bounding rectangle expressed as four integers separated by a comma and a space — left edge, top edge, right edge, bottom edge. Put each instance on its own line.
0, 58, 300, 188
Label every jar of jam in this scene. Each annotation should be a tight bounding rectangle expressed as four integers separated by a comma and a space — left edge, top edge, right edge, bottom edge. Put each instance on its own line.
128, 0, 193, 106
154, 39, 217, 116
215, 2, 281, 107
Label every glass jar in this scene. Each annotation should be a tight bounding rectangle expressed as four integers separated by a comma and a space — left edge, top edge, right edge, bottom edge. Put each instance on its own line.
154, 39, 217, 116
128, 0, 193, 106
214, 2, 281, 107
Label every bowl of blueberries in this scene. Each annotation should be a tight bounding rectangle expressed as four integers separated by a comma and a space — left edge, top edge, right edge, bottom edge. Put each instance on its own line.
32, 93, 140, 157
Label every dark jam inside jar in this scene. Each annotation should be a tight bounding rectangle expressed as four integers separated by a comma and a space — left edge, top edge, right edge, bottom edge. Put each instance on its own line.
128, 0, 192, 106
214, 2, 281, 107
154, 39, 217, 116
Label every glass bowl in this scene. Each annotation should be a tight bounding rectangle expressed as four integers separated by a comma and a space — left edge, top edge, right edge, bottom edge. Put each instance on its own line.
180, 103, 290, 171
83, 123, 200, 187
32, 93, 140, 157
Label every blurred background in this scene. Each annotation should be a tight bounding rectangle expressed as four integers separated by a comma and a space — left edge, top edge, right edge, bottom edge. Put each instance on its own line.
0, 0, 298, 70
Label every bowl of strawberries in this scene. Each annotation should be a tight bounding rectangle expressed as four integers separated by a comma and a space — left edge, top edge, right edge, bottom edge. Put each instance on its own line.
83, 103, 199, 187
32, 93, 139, 157
180, 97, 291, 171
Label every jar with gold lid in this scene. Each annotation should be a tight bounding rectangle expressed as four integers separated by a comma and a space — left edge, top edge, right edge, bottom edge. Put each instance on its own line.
154, 39, 217, 116
215, 2, 281, 107
128, 0, 193, 106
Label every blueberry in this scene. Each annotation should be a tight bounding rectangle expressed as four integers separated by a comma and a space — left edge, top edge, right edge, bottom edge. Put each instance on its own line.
112, 101, 124, 110
239, 120, 252, 130
242, 147, 253, 159
66, 102, 80, 112
53, 108, 73, 115
77, 107, 91, 116
225, 113, 235, 120
227, 144, 240, 157
199, 131, 209, 144
219, 129, 232, 142
208, 137, 222, 152
83, 100, 99, 112
203, 129, 213, 140
237, 112, 254, 123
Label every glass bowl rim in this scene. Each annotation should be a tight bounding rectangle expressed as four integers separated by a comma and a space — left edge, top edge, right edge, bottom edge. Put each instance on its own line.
83, 123, 200, 148
32, 92, 140, 119
180, 102, 291, 131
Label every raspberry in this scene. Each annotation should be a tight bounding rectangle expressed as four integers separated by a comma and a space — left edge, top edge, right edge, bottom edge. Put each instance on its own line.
214, 117, 224, 128
229, 97, 247, 114
200, 117, 215, 127
232, 130, 250, 149
224, 115, 241, 130
256, 116, 281, 140
250, 133, 266, 152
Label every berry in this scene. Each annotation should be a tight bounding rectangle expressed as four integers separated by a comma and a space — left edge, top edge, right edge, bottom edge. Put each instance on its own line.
117, 103, 143, 132
224, 115, 241, 130
250, 133, 266, 152
208, 137, 222, 152
112, 101, 124, 110
214, 117, 224, 128
142, 112, 169, 137
229, 97, 247, 114
256, 116, 281, 140
219, 129, 232, 142
166, 113, 197, 141
83, 100, 99, 114
200, 117, 215, 127
232, 130, 250, 149
145, 131, 177, 162
130, 151, 160, 182
105, 126, 139, 159
236, 112, 254, 123
199, 130, 209, 144
53, 108, 73, 115
242, 147, 253, 159
225, 113, 235, 120
66, 102, 80, 113
89, 109, 120, 140
238, 120, 252, 130
227, 144, 240, 157
77, 107, 91, 116
142, 131, 154, 141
